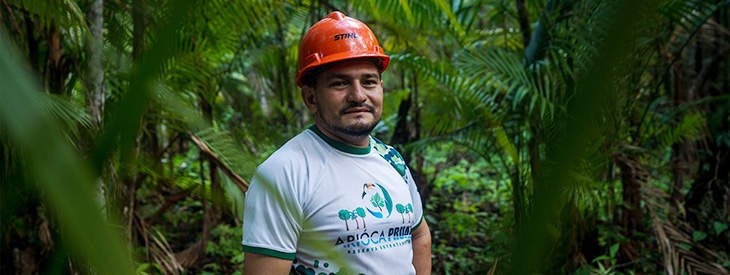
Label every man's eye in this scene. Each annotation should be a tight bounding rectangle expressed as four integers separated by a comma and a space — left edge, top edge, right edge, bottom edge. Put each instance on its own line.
330, 81, 347, 87
363, 80, 377, 87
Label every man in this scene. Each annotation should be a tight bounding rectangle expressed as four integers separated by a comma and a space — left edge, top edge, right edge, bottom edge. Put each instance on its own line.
242, 11, 431, 275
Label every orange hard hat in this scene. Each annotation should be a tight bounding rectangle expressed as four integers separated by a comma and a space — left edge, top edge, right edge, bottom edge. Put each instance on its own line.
296, 11, 390, 87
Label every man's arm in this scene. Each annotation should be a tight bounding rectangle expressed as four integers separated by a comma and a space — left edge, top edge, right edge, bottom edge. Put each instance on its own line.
243, 252, 292, 275
412, 220, 432, 275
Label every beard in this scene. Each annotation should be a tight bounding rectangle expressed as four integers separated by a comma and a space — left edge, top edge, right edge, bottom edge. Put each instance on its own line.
318, 103, 379, 137
331, 119, 378, 137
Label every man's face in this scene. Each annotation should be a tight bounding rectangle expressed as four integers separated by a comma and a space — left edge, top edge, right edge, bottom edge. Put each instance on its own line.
302, 59, 383, 138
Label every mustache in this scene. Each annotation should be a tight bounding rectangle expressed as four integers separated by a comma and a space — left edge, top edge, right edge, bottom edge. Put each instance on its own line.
340, 103, 375, 115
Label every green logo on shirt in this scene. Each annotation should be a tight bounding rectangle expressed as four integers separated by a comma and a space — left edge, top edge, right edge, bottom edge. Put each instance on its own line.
395, 203, 414, 224
337, 208, 367, 231
361, 183, 393, 219
336, 183, 396, 232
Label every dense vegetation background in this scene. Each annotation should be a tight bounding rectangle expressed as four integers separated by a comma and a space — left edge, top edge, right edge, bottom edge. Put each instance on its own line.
1, 0, 729, 274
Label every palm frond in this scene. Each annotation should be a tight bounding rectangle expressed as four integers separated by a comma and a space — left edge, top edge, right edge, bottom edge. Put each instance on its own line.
8, 0, 87, 33
457, 46, 558, 118
352, 0, 462, 36
661, 0, 730, 38
193, 127, 257, 180
44, 93, 92, 135
660, 0, 730, 76
657, 112, 705, 150
390, 51, 523, 167
390, 53, 481, 134
407, 122, 494, 160
153, 87, 256, 217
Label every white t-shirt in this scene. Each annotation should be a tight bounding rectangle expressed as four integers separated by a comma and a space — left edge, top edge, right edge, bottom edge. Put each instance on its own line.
242, 126, 424, 275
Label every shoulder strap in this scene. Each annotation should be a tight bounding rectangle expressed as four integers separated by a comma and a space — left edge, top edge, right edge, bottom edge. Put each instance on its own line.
371, 136, 409, 184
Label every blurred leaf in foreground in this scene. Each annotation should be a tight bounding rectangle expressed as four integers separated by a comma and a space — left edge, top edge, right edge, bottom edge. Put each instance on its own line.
0, 28, 134, 274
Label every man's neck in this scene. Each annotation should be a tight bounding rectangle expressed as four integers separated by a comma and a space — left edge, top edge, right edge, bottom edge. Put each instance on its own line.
313, 123, 370, 148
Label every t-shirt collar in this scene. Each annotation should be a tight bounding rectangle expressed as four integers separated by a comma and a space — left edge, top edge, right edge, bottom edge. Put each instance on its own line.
308, 125, 371, 155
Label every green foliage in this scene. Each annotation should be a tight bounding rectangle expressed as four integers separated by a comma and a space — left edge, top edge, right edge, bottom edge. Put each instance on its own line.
693, 230, 708, 241
204, 224, 246, 273
338, 209, 351, 221
714, 222, 729, 235
655, 112, 705, 150
593, 243, 620, 268
457, 46, 558, 117
422, 144, 509, 274
0, 26, 134, 274
2, 0, 730, 274
7, 0, 87, 33
370, 193, 385, 209
136, 262, 163, 275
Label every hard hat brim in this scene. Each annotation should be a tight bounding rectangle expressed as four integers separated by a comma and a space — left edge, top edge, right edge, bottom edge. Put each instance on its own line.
296, 52, 390, 87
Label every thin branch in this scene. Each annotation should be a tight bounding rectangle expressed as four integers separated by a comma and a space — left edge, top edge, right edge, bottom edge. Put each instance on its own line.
189, 132, 249, 193
145, 188, 192, 224
1, 0, 21, 36
157, 132, 182, 159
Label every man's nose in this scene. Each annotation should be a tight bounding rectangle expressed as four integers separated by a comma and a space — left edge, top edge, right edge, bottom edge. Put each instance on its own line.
347, 81, 367, 102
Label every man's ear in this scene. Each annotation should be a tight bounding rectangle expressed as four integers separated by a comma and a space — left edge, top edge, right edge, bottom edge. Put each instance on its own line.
301, 85, 318, 114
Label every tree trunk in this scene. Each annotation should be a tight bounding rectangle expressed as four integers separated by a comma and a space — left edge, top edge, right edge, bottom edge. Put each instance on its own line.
175, 91, 224, 269
24, 15, 39, 74
45, 24, 65, 95
685, 10, 730, 253
124, 0, 146, 245
85, 0, 105, 127
85, 0, 104, 122
528, 123, 542, 188
390, 72, 431, 207
511, 161, 525, 234
86, 0, 105, 212
390, 93, 412, 147
132, 0, 145, 60
668, 54, 686, 209
614, 153, 644, 261
515, 0, 531, 48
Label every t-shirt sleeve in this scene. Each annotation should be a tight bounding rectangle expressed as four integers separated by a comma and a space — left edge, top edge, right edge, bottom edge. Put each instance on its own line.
241, 159, 303, 261
405, 167, 424, 231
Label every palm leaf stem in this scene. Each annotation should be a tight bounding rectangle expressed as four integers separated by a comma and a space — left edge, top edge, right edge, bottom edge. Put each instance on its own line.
189, 132, 249, 193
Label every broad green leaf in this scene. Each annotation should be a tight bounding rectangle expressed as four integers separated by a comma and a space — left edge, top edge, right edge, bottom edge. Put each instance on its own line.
692, 231, 707, 242
592, 255, 610, 263
714, 222, 728, 235
0, 29, 134, 274
609, 243, 620, 258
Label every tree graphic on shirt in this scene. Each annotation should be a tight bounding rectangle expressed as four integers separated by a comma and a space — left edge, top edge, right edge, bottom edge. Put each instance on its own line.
351, 210, 360, 229
396, 204, 405, 223
404, 206, 410, 223
355, 207, 366, 228
407, 203, 414, 223
370, 193, 385, 213
338, 209, 350, 231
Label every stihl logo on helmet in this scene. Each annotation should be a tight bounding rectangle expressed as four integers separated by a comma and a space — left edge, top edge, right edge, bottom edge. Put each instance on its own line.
334, 33, 359, 41
296, 11, 390, 87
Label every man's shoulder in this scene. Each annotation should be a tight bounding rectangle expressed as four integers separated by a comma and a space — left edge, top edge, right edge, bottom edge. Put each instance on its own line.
371, 136, 405, 161
370, 136, 409, 179
257, 129, 322, 174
